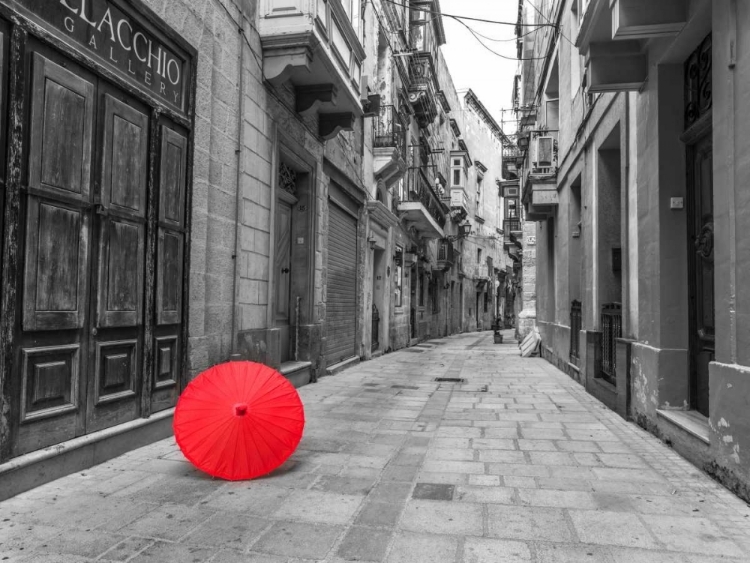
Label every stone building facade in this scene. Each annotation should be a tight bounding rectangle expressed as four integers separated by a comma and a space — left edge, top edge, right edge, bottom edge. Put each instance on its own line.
0, 0, 511, 498
518, 0, 750, 500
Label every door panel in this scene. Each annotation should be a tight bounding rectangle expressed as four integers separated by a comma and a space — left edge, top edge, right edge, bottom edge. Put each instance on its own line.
275, 200, 292, 362
28, 53, 93, 201
688, 136, 714, 417
152, 123, 188, 414
93, 340, 138, 406
97, 218, 145, 327
23, 198, 90, 331
156, 228, 184, 325
101, 95, 148, 215
159, 127, 187, 228
86, 88, 149, 433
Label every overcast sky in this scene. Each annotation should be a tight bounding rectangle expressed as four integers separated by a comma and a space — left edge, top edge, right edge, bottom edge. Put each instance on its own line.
440, 0, 520, 133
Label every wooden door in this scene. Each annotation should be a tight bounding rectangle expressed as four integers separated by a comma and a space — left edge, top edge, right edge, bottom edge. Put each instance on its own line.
14, 52, 95, 455
275, 197, 293, 363
86, 91, 149, 432
152, 124, 188, 414
687, 135, 714, 417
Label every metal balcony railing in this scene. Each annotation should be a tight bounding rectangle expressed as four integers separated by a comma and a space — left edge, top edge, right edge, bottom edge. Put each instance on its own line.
405, 167, 446, 228
601, 302, 622, 384
373, 105, 407, 162
570, 300, 582, 364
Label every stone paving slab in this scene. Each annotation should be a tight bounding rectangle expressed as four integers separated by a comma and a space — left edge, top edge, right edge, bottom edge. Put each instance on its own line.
2, 330, 750, 562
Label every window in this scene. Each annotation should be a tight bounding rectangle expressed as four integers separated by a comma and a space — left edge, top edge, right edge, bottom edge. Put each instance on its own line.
395, 246, 403, 306
506, 198, 518, 219
477, 176, 483, 200
451, 157, 465, 188
477, 248, 482, 263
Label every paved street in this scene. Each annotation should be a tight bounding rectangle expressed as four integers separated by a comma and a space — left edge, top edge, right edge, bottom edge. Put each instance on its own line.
2, 331, 750, 563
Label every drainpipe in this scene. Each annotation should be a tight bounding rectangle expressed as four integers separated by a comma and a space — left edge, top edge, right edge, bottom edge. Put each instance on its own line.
230, 14, 247, 359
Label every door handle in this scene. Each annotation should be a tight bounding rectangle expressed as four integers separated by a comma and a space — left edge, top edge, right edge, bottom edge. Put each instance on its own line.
281, 268, 290, 274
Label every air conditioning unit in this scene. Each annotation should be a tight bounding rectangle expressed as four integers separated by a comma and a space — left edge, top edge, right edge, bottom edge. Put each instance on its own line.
360, 75, 370, 102
531, 136, 555, 170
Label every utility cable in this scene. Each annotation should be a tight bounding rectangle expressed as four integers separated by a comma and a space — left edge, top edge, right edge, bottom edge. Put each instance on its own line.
380, 0, 557, 27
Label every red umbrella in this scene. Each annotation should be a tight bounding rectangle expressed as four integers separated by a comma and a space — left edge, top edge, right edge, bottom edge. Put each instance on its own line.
173, 361, 305, 480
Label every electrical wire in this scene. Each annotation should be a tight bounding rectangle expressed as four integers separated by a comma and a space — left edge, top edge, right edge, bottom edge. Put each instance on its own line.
380, 0, 557, 27
469, 24, 545, 43
524, 0, 575, 47
452, 17, 549, 61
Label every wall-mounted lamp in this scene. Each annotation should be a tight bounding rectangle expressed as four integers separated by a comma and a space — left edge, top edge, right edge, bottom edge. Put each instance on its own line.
446, 222, 472, 242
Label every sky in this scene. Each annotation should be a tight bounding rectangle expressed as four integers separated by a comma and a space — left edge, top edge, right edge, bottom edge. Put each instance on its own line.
440, 0, 521, 133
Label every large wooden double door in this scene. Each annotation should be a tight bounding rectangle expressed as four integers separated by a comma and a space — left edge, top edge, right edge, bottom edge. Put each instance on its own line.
4, 41, 188, 457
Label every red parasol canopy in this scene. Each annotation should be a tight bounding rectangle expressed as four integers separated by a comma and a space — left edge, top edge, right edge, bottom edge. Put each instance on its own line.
173, 361, 305, 481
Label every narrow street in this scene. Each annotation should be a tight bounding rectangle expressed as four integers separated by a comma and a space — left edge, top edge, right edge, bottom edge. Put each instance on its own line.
2, 332, 749, 563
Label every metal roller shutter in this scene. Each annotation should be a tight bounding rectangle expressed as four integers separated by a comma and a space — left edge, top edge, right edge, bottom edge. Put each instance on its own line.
325, 201, 358, 365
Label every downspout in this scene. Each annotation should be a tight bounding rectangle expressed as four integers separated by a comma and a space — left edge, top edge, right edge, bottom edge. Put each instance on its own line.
230, 13, 247, 358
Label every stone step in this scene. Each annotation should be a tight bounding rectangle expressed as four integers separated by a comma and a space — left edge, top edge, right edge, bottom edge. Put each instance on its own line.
279, 361, 312, 388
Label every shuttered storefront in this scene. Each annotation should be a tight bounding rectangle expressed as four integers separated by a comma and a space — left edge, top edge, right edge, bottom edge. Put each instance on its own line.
325, 199, 358, 365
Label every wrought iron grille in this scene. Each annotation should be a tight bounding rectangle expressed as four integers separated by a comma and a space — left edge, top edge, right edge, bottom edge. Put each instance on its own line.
684, 34, 712, 129
600, 303, 622, 384
373, 105, 406, 161
569, 300, 582, 363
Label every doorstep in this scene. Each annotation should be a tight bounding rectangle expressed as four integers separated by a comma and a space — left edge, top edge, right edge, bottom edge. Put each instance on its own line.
280, 361, 312, 388
0, 409, 174, 502
657, 409, 710, 444
326, 356, 360, 376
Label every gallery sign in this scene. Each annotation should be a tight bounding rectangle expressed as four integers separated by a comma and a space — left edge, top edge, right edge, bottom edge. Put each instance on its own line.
19, 0, 191, 113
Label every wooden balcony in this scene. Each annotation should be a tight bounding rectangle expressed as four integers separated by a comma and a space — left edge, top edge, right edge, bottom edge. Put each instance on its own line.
396, 167, 446, 239
437, 239, 455, 271
372, 105, 407, 187
503, 219, 522, 250
258, 0, 365, 138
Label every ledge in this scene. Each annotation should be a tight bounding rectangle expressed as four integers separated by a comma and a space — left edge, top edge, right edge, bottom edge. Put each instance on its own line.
0, 409, 174, 501
657, 409, 710, 445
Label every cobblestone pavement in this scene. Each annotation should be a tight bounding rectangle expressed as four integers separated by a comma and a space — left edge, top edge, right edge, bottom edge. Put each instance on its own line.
3, 331, 750, 562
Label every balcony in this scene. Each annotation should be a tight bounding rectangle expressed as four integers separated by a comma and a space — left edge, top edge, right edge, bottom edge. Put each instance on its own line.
502, 144, 522, 180
373, 105, 408, 187
503, 219, 522, 250
408, 53, 438, 127
258, 0, 366, 138
396, 167, 446, 239
437, 239, 455, 271
574, 0, 683, 92
523, 131, 560, 221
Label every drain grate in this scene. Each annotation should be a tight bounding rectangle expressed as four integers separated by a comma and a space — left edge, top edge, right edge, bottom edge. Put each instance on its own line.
403, 349, 425, 353
434, 377, 466, 383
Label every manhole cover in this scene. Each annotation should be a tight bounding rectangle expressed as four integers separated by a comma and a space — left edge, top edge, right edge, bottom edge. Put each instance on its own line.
404, 349, 425, 353
392, 385, 419, 390
434, 377, 466, 383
